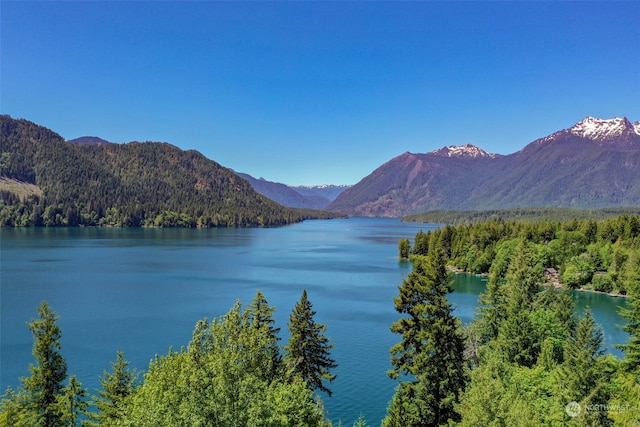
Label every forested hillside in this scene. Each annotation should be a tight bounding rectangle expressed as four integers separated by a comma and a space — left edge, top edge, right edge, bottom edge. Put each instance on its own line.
403, 207, 640, 225
0, 115, 336, 227
404, 214, 640, 295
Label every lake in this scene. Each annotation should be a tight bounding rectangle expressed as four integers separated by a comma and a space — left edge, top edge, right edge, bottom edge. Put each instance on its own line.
0, 218, 629, 425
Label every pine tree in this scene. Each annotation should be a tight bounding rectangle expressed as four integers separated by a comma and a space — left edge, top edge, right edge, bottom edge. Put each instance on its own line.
561, 309, 605, 398
245, 290, 283, 382
85, 351, 137, 426
21, 301, 68, 427
496, 239, 541, 367
617, 250, 640, 371
557, 308, 610, 425
0, 387, 25, 426
54, 375, 87, 427
398, 238, 411, 259
474, 274, 504, 342
384, 243, 466, 427
284, 290, 337, 396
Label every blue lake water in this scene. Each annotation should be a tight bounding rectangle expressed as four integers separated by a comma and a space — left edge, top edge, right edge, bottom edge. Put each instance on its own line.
0, 218, 629, 425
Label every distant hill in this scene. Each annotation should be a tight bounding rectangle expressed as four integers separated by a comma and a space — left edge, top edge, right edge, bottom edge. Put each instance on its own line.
67, 136, 113, 146
328, 117, 640, 217
236, 172, 350, 210
291, 184, 350, 203
403, 206, 640, 225
0, 115, 338, 227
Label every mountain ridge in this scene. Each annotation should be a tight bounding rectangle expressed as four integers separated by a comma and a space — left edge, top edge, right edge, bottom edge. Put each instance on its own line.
327, 117, 640, 217
234, 172, 351, 209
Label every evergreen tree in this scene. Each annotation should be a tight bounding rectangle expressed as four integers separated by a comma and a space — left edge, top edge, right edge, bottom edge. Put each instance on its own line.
123, 298, 327, 426
54, 375, 87, 427
398, 238, 411, 259
617, 250, 640, 371
245, 290, 283, 382
0, 387, 24, 426
85, 351, 137, 426
384, 243, 466, 427
284, 290, 337, 396
474, 274, 504, 343
560, 309, 605, 399
496, 239, 541, 367
21, 301, 68, 427
557, 308, 611, 425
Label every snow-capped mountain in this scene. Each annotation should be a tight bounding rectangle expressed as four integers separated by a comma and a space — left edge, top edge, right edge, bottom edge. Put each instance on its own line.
567, 117, 640, 140
328, 116, 640, 216
430, 144, 499, 159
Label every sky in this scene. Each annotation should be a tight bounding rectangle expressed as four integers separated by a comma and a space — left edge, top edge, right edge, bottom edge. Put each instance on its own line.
2, 1, 639, 186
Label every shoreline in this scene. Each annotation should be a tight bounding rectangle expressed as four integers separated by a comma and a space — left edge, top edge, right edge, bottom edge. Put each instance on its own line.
446, 266, 628, 299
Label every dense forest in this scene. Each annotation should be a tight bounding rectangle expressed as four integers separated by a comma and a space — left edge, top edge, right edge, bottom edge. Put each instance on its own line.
0, 115, 339, 227
2, 215, 640, 425
402, 207, 640, 226
401, 214, 640, 296
389, 214, 640, 426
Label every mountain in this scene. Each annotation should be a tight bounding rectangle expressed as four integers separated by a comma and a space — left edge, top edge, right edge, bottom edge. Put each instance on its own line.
236, 173, 350, 210
292, 184, 351, 202
0, 115, 338, 227
67, 136, 113, 146
327, 117, 640, 217
430, 143, 501, 159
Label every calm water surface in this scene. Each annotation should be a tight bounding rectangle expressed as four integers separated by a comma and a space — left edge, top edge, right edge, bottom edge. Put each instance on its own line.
0, 218, 628, 425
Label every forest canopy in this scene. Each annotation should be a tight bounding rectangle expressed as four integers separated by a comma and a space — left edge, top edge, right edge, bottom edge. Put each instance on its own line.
404, 214, 640, 296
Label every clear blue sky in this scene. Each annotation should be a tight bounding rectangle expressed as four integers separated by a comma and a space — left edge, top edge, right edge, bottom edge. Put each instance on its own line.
2, 1, 639, 186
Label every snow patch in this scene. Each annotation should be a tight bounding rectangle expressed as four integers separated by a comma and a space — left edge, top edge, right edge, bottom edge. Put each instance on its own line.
431, 143, 497, 159
569, 117, 631, 140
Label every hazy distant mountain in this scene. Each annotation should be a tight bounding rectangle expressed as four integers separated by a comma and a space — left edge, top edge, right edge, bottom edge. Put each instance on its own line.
236, 173, 350, 210
291, 184, 351, 202
67, 136, 113, 146
327, 117, 640, 217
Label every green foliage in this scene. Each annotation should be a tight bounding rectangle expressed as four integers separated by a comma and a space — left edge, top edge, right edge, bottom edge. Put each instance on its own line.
0, 296, 336, 426
384, 244, 467, 426
616, 250, 640, 371
84, 351, 138, 426
403, 215, 640, 298
122, 295, 328, 426
284, 290, 337, 396
398, 238, 411, 259
245, 290, 283, 383
496, 240, 541, 367
591, 273, 614, 293
403, 207, 640, 225
54, 375, 88, 427
608, 370, 640, 425
0, 302, 92, 427
21, 301, 69, 427
454, 218, 635, 427
0, 115, 339, 228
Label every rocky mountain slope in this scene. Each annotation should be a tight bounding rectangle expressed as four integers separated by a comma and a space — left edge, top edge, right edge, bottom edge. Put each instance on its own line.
327, 117, 640, 217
